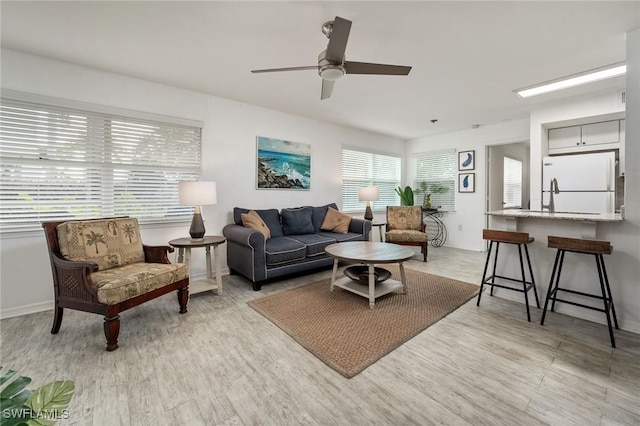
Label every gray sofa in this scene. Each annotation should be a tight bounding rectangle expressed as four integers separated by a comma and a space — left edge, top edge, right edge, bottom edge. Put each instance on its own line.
223, 203, 371, 291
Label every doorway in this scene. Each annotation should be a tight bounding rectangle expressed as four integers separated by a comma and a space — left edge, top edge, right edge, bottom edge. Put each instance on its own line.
486, 141, 530, 229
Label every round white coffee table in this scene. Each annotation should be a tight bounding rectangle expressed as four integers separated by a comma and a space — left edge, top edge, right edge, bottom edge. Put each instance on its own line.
325, 241, 415, 309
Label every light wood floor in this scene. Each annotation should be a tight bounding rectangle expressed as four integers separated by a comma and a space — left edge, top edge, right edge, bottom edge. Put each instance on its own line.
1, 247, 639, 426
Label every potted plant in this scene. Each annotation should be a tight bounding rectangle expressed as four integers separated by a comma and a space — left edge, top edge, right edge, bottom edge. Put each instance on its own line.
415, 181, 449, 209
394, 186, 414, 206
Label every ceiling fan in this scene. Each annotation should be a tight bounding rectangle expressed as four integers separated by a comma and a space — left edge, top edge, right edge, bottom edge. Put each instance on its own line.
251, 16, 412, 100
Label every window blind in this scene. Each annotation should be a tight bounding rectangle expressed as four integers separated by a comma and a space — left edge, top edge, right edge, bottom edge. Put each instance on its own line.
342, 148, 401, 213
0, 98, 202, 231
503, 156, 522, 208
414, 150, 455, 211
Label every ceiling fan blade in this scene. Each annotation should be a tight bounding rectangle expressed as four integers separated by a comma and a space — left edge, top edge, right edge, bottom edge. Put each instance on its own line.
321, 79, 335, 100
325, 16, 352, 63
345, 61, 412, 75
251, 66, 317, 73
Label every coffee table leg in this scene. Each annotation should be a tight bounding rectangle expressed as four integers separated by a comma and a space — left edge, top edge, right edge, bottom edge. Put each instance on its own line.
369, 263, 375, 309
399, 262, 407, 294
330, 259, 338, 292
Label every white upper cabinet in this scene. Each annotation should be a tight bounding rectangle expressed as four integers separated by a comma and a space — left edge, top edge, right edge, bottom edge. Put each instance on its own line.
548, 125, 582, 151
548, 120, 621, 154
582, 120, 620, 145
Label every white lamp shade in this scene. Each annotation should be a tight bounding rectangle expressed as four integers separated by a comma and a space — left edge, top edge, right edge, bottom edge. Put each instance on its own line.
358, 186, 380, 202
178, 181, 217, 206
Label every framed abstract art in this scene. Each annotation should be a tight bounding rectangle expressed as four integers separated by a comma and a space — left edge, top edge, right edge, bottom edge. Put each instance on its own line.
458, 150, 475, 171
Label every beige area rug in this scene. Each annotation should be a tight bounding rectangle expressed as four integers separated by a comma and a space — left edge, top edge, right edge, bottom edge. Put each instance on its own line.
248, 265, 478, 378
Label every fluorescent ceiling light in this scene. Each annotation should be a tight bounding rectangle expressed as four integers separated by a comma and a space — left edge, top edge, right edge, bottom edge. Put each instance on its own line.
514, 62, 626, 98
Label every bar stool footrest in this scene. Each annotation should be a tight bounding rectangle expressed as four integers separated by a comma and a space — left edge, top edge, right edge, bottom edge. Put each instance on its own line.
482, 276, 535, 294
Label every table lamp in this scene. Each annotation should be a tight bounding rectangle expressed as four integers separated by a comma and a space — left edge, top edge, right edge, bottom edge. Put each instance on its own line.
178, 181, 217, 241
358, 186, 379, 221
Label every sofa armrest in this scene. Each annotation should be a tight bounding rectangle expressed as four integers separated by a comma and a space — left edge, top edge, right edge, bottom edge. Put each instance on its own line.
143, 245, 174, 264
51, 253, 100, 299
349, 218, 371, 236
223, 224, 265, 248
223, 224, 267, 283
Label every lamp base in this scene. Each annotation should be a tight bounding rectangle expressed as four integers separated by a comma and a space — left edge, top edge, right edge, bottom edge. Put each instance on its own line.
189, 212, 206, 240
364, 204, 374, 221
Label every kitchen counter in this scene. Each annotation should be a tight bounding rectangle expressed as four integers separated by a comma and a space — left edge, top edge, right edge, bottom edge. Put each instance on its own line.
486, 209, 623, 239
486, 209, 623, 222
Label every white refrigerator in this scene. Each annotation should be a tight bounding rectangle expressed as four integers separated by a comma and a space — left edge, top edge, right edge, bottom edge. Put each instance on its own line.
542, 152, 616, 214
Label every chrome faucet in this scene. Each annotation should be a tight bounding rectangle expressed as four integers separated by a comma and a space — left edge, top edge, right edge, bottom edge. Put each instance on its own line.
543, 178, 560, 213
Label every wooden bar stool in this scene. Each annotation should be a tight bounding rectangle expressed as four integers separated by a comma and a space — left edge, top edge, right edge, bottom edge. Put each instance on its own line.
477, 229, 540, 322
540, 236, 619, 347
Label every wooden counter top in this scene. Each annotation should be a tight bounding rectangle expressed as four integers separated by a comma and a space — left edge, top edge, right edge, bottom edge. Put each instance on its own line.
486, 209, 623, 222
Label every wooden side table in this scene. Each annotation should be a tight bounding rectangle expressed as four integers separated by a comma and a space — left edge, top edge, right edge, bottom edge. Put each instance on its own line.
371, 222, 386, 242
169, 236, 226, 295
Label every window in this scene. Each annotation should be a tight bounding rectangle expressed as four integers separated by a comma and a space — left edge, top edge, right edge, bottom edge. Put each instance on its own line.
503, 157, 522, 208
414, 150, 455, 211
0, 96, 202, 231
341, 148, 401, 213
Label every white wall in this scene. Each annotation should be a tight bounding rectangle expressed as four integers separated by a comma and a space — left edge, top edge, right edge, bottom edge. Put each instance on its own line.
405, 120, 530, 251
0, 49, 404, 318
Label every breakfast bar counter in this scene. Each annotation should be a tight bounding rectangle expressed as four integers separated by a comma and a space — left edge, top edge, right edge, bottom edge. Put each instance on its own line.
486, 209, 623, 239
483, 209, 627, 330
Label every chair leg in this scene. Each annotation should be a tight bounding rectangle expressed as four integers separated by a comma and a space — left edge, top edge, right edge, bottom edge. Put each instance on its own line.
104, 314, 120, 352
477, 241, 494, 306
541, 249, 562, 326
490, 242, 500, 296
177, 286, 189, 314
595, 254, 616, 348
524, 245, 541, 308
597, 254, 619, 329
422, 242, 428, 262
517, 244, 532, 322
51, 306, 64, 334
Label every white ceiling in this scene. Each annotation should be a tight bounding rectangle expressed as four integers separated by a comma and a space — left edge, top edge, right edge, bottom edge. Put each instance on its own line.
1, 1, 638, 140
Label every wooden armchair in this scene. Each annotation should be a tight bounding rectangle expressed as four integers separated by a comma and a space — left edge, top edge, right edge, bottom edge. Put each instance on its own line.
385, 206, 429, 262
42, 217, 189, 351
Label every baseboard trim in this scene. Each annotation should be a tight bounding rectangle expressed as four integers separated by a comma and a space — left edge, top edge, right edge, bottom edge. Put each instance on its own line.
1, 268, 231, 320
1, 301, 53, 320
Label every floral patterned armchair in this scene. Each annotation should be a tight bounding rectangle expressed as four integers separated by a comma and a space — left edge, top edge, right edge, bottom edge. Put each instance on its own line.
42, 217, 189, 351
385, 206, 428, 262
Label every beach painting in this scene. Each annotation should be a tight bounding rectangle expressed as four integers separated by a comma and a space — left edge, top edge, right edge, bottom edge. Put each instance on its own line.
256, 136, 311, 190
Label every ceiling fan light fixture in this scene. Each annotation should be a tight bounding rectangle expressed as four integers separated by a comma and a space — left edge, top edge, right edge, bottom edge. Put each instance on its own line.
320, 65, 344, 81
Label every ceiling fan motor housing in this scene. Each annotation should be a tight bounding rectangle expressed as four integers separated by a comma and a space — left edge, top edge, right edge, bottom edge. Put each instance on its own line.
318, 50, 345, 81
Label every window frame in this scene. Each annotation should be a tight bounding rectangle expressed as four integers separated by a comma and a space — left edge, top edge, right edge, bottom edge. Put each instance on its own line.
413, 149, 456, 211
503, 156, 523, 209
0, 90, 204, 233
341, 147, 402, 214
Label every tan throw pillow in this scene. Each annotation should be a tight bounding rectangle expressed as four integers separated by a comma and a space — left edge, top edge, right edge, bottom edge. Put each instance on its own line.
241, 210, 271, 239
321, 207, 352, 234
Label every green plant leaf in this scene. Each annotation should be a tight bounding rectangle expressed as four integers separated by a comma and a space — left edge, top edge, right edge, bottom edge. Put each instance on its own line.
1, 409, 32, 426
25, 381, 74, 426
0, 368, 18, 386
0, 377, 32, 400
1, 390, 33, 409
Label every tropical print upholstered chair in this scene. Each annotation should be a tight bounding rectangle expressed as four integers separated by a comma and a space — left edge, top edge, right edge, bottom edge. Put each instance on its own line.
385, 206, 428, 262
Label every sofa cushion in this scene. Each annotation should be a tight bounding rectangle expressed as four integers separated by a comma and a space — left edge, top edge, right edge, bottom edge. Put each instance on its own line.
321, 207, 352, 234
311, 203, 339, 232
281, 207, 314, 235
92, 262, 189, 305
265, 236, 307, 266
287, 233, 337, 257
241, 210, 271, 239
234, 207, 283, 237
57, 218, 145, 271
317, 231, 365, 243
